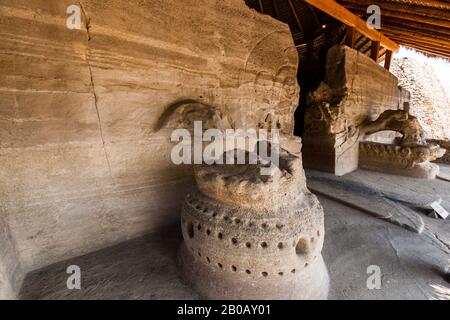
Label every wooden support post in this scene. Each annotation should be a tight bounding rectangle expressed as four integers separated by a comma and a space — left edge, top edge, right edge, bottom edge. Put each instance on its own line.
370, 41, 381, 62
345, 26, 356, 48
384, 50, 393, 70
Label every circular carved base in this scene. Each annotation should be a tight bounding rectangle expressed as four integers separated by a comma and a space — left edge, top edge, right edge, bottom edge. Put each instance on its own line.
178, 149, 329, 300
178, 242, 329, 300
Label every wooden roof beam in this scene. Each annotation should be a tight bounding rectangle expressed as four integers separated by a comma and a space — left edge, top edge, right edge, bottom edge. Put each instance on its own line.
304, 0, 399, 52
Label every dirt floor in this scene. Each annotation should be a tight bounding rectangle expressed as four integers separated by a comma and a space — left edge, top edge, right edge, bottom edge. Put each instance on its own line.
20, 166, 450, 300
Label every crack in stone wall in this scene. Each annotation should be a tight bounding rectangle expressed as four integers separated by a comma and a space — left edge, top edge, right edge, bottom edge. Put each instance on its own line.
80, 1, 113, 181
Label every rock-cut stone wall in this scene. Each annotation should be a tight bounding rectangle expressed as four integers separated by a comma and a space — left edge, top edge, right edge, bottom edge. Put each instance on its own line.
302, 45, 410, 176
0, 0, 299, 278
390, 57, 450, 140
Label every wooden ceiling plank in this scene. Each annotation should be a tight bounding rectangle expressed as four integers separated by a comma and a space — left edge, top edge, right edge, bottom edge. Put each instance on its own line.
357, 37, 372, 51
383, 34, 450, 51
363, 43, 372, 54
377, 47, 387, 63
389, 37, 450, 54
378, 17, 450, 37
287, 0, 305, 34
392, 0, 450, 10
388, 36, 450, 57
339, 0, 450, 18
354, 33, 365, 47
397, 45, 449, 58
382, 28, 450, 47
342, 5, 450, 29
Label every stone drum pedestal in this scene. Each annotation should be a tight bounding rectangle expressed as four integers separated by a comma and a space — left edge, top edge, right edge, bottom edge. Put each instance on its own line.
178, 149, 329, 299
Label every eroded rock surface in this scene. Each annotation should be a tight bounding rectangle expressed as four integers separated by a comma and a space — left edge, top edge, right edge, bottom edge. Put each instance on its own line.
429, 139, 450, 164
359, 109, 446, 179
391, 57, 450, 140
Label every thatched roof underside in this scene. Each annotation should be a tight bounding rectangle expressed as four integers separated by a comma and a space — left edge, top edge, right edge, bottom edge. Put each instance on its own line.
245, 0, 450, 61
338, 0, 450, 60
245, 0, 346, 63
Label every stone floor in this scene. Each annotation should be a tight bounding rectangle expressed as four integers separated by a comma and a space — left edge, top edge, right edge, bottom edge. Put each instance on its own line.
19, 166, 450, 300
